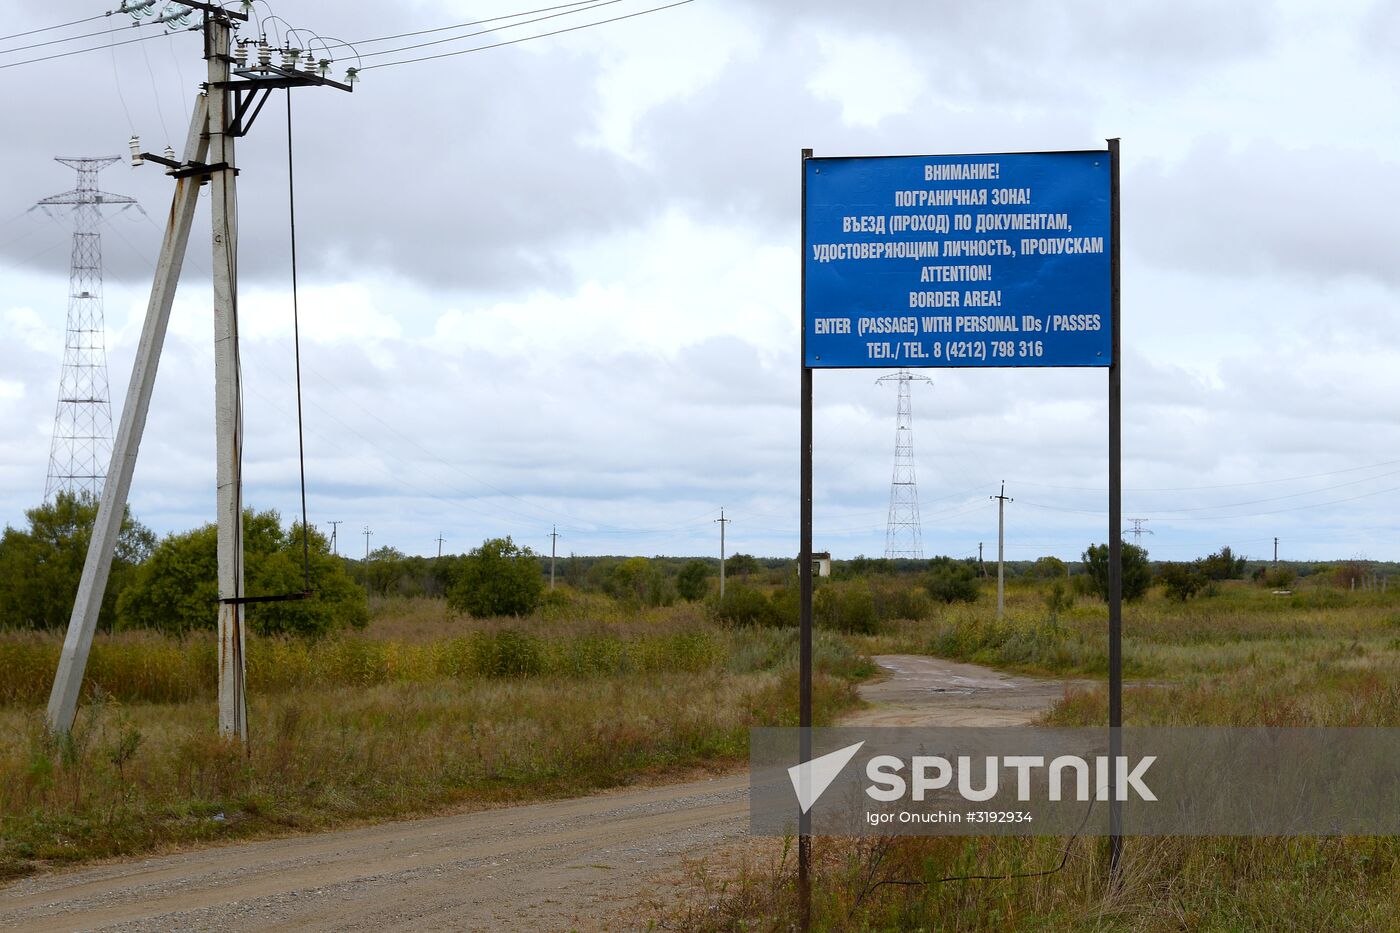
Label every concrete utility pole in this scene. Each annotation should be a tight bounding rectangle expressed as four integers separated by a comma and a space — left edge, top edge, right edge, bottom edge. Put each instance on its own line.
1274, 536, 1279, 569
549, 526, 560, 590
363, 526, 373, 560
46, 99, 210, 738
978, 541, 985, 577
991, 482, 1013, 618
327, 520, 342, 556
715, 508, 730, 598
44, 1, 353, 742
436, 533, 445, 558
207, 13, 247, 741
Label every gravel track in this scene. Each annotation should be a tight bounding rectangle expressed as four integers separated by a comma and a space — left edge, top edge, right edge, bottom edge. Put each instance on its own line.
0, 656, 1075, 931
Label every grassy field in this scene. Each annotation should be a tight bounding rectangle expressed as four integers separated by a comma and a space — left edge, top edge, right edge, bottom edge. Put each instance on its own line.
0, 594, 870, 882
665, 578, 1400, 932
7, 578, 1400, 929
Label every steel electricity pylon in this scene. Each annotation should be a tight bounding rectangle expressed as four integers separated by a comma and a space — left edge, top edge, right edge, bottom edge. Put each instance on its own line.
37, 157, 137, 501
1126, 517, 1152, 548
877, 370, 933, 559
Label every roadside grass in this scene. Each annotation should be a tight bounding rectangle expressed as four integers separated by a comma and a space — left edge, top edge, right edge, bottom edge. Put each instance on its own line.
665, 834, 1400, 932
662, 580, 1400, 931
0, 608, 868, 881
852, 579, 1400, 682
0, 604, 871, 707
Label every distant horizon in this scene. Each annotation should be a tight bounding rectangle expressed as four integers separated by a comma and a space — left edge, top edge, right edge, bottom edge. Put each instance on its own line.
337, 548, 1400, 570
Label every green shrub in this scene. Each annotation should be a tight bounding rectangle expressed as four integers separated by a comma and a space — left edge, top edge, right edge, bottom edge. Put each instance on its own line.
768, 585, 799, 627
601, 556, 674, 608
676, 560, 710, 601
0, 492, 153, 631
814, 581, 879, 634
446, 537, 543, 618
116, 511, 365, 637
1081, 542, 1151, 602
713, 585, 779, 627
1044, 579, 1073, 618
925, 556, 979, 604
886, 585, 932, 621
1160, 562, 1209, 602
1199, 545, 1247, 581
1256, 566, 1297, 589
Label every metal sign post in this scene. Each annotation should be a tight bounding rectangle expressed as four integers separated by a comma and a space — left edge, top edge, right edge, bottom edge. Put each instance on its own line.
797, 150, 815, 931
797, 143, 1121, 924
1107, 136, 1123, 879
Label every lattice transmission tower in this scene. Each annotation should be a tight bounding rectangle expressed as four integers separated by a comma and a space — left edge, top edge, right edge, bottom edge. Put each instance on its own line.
37, 156, 137, 501
877, 370, 933, 559
1127, 517, 1152, 548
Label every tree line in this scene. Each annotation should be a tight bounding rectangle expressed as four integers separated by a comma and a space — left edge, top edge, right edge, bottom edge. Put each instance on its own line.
0, 493, 1378, 636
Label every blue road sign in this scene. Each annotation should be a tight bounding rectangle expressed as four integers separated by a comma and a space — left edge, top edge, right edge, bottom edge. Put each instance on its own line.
804, 151, 1112, 368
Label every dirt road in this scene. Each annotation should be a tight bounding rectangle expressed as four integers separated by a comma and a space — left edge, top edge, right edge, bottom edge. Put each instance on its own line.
0, 656, 1076, 932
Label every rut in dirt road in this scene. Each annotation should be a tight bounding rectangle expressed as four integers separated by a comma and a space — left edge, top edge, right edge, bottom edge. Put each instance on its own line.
0, 655, 1077, 932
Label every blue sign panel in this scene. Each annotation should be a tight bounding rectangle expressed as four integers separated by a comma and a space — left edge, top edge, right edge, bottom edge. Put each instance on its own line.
804, 152, 1112, 368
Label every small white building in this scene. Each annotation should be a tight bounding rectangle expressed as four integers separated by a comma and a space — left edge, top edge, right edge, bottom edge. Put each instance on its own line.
812, 551, 832, 578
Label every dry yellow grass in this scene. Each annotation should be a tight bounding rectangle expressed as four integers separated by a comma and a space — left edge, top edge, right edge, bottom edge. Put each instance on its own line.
0, 603, 866, 881
661, 580, 1400, 931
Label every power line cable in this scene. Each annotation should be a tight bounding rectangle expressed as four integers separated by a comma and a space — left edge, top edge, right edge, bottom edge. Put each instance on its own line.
361, 0, 697, 72
98, 211, 585, 534
139, 28, 173, 146
85, 147, 740, 549
0, 25, 191, 70
0, 13, 108, 44
0, 208, 51, 256
108, 24, 137, 133
354, 0, 624, 60
743, 501, 996, 539
251, 362, 704, 540
1142, 468, 1400, 514
295, 363, 586, 527
1156, 484, 1400, 522
1012, 456, 1400, 494
0, 20, 148, 55
1022, 467, 1400, 516
165, 27, 191, 125
291, 354, 724, 536
336, 0, 607, 49
1021, 478, 1400, 523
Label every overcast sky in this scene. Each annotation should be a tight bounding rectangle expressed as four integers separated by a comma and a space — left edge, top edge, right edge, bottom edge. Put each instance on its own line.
3, 0, 1400, 563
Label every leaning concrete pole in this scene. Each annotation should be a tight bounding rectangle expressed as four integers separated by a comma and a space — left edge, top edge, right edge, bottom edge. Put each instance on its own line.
47, 96, 210, 734
207, 18, 248, 742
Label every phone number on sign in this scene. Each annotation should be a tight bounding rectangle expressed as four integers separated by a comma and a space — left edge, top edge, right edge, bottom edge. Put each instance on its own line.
864, 340, 1045, 362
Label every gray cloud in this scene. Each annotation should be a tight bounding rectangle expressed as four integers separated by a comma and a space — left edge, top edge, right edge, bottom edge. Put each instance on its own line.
1132, 143, 1400, 286
5, 0, 1400, 562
